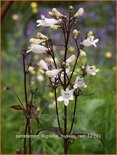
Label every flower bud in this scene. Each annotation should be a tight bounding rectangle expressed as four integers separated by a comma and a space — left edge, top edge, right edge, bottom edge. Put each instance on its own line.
62, 62, 66, 66
37, 75, 44, 82
30, 38, 44, 44
73, 29, 80, 39
69, 5, 73, 10
49, 11, 53, 16
50, 25, 60, 30
74, 8, 84, 18
28, 66, 35, 74
68, 46, 75, 52
36, 32, 48, 40
79, 49, 86, 57
52, 8, 63, 18
49, 8, 63, 19
87, 31, 93, 37
81, 65, 85, 69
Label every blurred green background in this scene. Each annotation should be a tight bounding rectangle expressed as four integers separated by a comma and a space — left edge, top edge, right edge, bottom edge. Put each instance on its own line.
1, 1, 116, 154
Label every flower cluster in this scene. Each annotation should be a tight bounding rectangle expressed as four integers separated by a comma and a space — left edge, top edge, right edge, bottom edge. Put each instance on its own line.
27, 6, 99, 107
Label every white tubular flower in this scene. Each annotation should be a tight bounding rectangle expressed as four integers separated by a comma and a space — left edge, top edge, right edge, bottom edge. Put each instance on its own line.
74, 8, 84, 18
79, 49, 86, 57
37, 75, 44, 82
30, 38, 44, 44
86, 65, 99, 75
27, 44, 48, 54
66, 55, 76, 64
49, 8, 63, 19
73, 76, 87, 89
28, 66, 35, 74
46, 69, 62, 78
38, 59, 48, 70
81, 36, 99, 47
57, 88, 74, 106
36, 32, 48, 40
36, 15, 59, 27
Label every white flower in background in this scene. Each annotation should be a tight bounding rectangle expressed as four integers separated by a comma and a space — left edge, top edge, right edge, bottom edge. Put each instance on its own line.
66, 55, 76, 64
37, 75, 44, 82
81, 36, 99, 47
79, 49, 86, 57
57, 88, 74, 106
46, 69, 62, 78
28, 66, 35, 74
27, 44, 48, 54
85, 65, 99, 75
37, 15, 59, 27
49, 8, 63, 19
73, 76, 87, 89
38, 59, 48, 70
74, 8, 84, 18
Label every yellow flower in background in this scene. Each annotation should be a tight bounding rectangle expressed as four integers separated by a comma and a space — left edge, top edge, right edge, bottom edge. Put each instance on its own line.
32, 8, 38, 13
30, 2, 38, 8
31, 2, 38, 13
112, 66, 116, 71
49, 92, 54, 97
60, 50, 65, 56
68, 46, 75, 52
12, 14, 19, 21
105, 51, 112, 58
76, 68, 80, 73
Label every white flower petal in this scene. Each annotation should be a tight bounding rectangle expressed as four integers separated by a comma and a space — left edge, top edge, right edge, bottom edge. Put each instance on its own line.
74, 8, 84, 17
64, 99, 69, 106
74, 76, 87, 89
94, 39, 99, 43
38, 59, 48, 70
86, 65, 99, 75
51, 8, 63, 18
37, 75, 44, 81
69, 95, 74, 100
96, 69, 99, 72
57, 96, 64, 101
61, 89, 65, 96
46, 69, 62, 78
37, 15, 59, 27
27, 44, 48, 54
66, 55, 76, 64
81, 35, 99, 47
